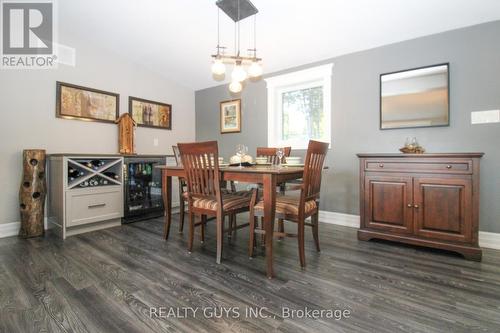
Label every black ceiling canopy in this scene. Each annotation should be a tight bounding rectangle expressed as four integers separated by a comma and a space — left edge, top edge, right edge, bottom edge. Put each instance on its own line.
216, 0, 258, 22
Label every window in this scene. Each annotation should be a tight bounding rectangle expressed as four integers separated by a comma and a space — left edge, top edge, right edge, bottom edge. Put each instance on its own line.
266, 64, 333, 149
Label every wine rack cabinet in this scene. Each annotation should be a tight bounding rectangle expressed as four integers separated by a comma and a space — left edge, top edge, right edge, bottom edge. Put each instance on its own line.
48, 154, 124, 239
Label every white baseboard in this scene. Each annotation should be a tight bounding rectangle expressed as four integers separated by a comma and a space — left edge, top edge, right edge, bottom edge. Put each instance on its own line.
0, 218, 49, 239
318, 210, 500, 250
0, 221, 21, 238
478, 231, 500, 250
319, 210, 360, 228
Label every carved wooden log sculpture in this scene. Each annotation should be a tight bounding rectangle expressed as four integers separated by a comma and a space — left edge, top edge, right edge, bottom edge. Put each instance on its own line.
19, 149, 46, 238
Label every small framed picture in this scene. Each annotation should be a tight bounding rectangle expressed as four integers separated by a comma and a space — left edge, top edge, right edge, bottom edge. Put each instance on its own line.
56, 82, 119, 123
129, 97, 172, 130
220, 99, 241, 134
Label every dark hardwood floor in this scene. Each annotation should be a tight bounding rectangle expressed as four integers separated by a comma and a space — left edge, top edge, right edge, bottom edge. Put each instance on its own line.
1, 215, 500, 333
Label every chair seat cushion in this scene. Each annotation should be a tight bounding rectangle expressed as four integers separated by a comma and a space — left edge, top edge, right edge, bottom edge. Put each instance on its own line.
192, 193, 252, 211
254, 195, 317, 216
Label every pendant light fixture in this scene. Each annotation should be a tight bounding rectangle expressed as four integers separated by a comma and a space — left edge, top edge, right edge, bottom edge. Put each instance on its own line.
211, 0, 262, 93
229, 81, 243, 93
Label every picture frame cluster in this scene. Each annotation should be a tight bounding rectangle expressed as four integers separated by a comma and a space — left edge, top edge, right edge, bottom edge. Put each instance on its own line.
56, 81, 172, 130
56, 82, 244, 134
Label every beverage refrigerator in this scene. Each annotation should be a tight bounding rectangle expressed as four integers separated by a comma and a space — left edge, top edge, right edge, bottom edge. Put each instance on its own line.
122, 155, 168, 223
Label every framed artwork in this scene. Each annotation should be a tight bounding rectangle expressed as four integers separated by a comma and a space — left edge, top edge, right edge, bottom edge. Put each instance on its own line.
220, 99, 241, 133
56, 81, 119, 123
129, 97, 172, 130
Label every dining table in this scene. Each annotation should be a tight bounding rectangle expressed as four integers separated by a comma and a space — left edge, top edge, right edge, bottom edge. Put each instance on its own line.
157, 164, 308, 278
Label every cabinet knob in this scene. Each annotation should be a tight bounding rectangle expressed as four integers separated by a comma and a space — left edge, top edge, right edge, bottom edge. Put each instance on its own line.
378, 163, 384, 168
414, 204, 419, 208
446, 165, 452, 169
407, 204, 412, 208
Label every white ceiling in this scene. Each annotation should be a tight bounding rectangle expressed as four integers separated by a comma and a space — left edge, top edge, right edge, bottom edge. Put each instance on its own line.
60, 0, 500, 91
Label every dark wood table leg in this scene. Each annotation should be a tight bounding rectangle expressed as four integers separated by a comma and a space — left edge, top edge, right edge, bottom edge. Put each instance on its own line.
162, 172, 172, 240
263, 174, 276, 278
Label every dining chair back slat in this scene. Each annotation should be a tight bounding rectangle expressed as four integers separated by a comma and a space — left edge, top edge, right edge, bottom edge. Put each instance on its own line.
172, 145, 182, 166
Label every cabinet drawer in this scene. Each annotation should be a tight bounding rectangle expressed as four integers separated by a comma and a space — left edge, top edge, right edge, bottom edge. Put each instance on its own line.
66, 188, 123, 227
365, 160, 472, 174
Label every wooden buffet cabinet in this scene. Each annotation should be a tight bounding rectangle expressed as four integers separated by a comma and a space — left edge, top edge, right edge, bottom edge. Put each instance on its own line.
357, 153, 483, 260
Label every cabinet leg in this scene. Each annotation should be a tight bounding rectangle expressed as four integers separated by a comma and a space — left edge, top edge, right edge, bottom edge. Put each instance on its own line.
460, 249, 482, 261
357, 230, 374, 241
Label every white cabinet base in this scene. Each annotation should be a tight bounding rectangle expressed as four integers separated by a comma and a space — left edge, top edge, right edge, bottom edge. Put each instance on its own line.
48, 155, 124, 239
50, 217, 122, 239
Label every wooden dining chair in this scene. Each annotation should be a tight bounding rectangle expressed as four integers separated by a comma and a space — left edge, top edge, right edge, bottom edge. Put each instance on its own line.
173, 145, 238, 234
256, 146, 291, 165
255, 146, 292, 237
178, 141, 256, 264
249, 140, 329, 268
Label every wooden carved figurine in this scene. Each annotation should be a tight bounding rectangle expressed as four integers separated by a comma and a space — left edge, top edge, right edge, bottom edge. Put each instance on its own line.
116, 113, 137, 154
19, 149, 46, 238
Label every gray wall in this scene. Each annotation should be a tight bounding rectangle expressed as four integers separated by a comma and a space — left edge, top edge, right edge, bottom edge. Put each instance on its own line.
196, 21, 500, 233
0, 30, 195, 226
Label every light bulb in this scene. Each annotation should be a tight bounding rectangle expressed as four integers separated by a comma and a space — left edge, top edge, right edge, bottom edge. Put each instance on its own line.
211, 59, 225, 75
231, 64, 247, 82
248, 61, 263, 78
229, 81, 242, 93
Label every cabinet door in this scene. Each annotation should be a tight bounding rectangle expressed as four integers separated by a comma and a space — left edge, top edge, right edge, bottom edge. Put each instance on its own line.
413, 177, 472, 242
364, 175, 413, 234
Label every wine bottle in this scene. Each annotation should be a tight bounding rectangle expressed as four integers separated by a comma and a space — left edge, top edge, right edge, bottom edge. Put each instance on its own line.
142, 105, 148, 124
148, 105, 153, 125
68, 168, 79, 178
68, 167, 84, 184
104, 171, 119, 180
90, 160, 101, 170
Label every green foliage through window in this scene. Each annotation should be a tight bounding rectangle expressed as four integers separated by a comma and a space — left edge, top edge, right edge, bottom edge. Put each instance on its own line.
282, 86, 324, 141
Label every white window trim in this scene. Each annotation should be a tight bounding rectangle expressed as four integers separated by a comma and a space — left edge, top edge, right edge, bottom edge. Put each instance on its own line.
265, 63, 333, 150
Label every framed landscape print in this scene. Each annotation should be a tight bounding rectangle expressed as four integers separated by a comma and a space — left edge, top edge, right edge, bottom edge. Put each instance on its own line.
56, 82, 119, 123
129, 97, 172, 130
220, 99, 241, 133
